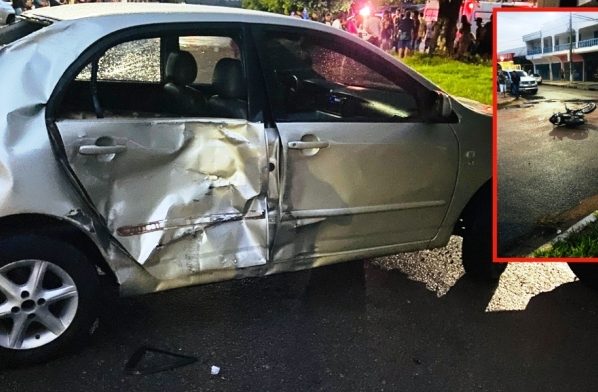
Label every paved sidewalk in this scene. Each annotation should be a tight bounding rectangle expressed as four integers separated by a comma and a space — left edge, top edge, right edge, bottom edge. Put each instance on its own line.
497, 80, 598, 109
542, 80, 598, 91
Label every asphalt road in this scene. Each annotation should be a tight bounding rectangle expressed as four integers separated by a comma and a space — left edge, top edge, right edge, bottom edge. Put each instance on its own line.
1, 239, 596, 392
498, 84, 598, 255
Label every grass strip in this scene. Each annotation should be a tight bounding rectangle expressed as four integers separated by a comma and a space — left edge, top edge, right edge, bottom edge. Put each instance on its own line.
400, 54, 492, 105
533, 218, 598, 257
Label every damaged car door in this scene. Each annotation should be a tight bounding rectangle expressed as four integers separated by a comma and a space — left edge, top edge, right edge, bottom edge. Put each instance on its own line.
50, 28, 270, 280
254, 26, 459, 263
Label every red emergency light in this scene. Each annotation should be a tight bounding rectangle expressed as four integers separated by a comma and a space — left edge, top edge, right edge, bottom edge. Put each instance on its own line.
359, 5, 371, 17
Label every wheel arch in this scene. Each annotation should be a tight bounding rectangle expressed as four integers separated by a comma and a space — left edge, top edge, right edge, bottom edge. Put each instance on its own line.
0, 213, 118, 288
453, 179, 491, 236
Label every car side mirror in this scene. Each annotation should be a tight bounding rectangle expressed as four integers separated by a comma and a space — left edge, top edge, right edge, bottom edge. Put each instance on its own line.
432, 91, 453, 119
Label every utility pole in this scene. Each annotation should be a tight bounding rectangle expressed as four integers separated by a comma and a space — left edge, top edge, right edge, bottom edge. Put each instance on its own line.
569, 12, 573, 83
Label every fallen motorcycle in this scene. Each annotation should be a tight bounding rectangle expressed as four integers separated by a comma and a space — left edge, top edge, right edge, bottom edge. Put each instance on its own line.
549, 102, 597, 127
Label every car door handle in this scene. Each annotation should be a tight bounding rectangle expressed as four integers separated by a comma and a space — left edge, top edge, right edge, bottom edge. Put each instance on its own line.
288, 141, 330, 150
78, 145, 127, 155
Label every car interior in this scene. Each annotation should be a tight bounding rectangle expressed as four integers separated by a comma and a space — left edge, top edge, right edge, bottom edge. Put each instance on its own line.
56, 33, 247, 121
261, 32, 423, 123
54, 29, 447, 124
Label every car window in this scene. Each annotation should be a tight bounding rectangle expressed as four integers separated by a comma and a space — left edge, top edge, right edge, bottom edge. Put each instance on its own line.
180, 36, 240, 84
76, 38, 161, 82
310, 46, 393, 88
257, 29, 421, 123
59, 31, 247, 120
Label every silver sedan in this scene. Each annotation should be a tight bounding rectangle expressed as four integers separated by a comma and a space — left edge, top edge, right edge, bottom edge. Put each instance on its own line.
0, 3, 495, 365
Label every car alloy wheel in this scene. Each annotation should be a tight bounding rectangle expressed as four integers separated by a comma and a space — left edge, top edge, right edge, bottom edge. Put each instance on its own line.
0, 259, 79, 350
0, 235, 100, 366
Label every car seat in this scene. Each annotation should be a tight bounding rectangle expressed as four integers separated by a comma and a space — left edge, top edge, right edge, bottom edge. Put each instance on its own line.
163, 51, 207, 116
207, 58, 247, 119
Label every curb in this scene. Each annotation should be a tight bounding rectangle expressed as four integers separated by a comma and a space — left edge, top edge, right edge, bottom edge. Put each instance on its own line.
530, 210, 598, 256
497, 98, 517, 109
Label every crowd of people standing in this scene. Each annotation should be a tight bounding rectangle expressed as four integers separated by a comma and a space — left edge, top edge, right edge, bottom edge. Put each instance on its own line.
11, 0, 63, 14
288, 7, 431, 58
453, 14, 492, 59
8, 0, 492, 60
290, 6, 493, 60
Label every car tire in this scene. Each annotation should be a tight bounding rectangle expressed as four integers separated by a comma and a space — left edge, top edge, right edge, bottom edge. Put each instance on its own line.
568, 263, 598, 290
0, 235, 100, 367
461, 189, 506, 281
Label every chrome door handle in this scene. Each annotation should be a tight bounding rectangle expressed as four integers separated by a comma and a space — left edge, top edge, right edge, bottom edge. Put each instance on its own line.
78, 145, 127, 155
288, 141, 330, 150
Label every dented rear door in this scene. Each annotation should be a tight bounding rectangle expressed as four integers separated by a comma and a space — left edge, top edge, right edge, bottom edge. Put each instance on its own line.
56, 118, 269, 280
52, 28, 270, 282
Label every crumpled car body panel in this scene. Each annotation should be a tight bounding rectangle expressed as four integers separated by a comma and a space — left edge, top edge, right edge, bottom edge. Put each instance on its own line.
57, 118, 269, 281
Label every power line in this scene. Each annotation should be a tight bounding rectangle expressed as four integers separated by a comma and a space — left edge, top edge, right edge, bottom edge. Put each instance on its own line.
572, 13, 598, 22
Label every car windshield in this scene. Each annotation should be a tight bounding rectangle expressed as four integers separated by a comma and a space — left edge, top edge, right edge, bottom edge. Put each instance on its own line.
0, 19, 49, 47
514, 71, 527, 77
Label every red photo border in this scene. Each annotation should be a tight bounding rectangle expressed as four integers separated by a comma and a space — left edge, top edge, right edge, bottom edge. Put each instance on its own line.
492, 7, 598, 262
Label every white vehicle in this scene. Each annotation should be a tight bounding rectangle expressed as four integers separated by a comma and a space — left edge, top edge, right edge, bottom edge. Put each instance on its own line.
506, 70, 538, 95
466, 1, 535, 25
423, 0, 494, 40
0, 0, 15, 26
423, 0, 493, 36
423, 0, 535, 30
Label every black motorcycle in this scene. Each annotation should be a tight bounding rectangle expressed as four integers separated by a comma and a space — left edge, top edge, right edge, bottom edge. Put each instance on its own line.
549, 102, 597, 127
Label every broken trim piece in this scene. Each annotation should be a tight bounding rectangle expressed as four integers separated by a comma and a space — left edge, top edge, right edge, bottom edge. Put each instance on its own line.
117, 210, 265, 236
124, 346, 198, 375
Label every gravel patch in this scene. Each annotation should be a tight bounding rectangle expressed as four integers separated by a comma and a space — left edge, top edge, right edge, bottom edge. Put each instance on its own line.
372, 236, 577, 311
485, 262, 576, 312
371, 236, 464, 297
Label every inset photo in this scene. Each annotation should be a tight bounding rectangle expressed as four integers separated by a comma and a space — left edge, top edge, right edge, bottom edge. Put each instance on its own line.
496, 10, 598, 259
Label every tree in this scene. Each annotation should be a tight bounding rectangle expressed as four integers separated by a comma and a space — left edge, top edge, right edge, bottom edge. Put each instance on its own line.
242, 0, 289, 14
243, 0, 351, 16
433, 0, 464, 55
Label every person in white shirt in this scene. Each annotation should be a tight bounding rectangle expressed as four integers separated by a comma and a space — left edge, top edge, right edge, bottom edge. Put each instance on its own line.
332, 13, 342, 29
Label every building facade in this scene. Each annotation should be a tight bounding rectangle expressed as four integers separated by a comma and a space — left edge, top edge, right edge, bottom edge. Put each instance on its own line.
536, 0, 598, 6
498, 46, 534, 73
523, 14, 598, 82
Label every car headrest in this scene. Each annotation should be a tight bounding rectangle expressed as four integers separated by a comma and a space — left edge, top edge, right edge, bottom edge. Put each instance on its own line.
165, 51, 197, 85
212, 58, 246, 99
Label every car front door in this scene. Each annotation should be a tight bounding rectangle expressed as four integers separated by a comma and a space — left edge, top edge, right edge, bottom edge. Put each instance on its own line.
50, 26, 270, 281
253, 26, 459, 263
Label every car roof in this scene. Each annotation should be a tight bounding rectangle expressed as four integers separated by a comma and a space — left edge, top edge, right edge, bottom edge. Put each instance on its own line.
26, 3, 297, 24
23, 3, 350, 41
